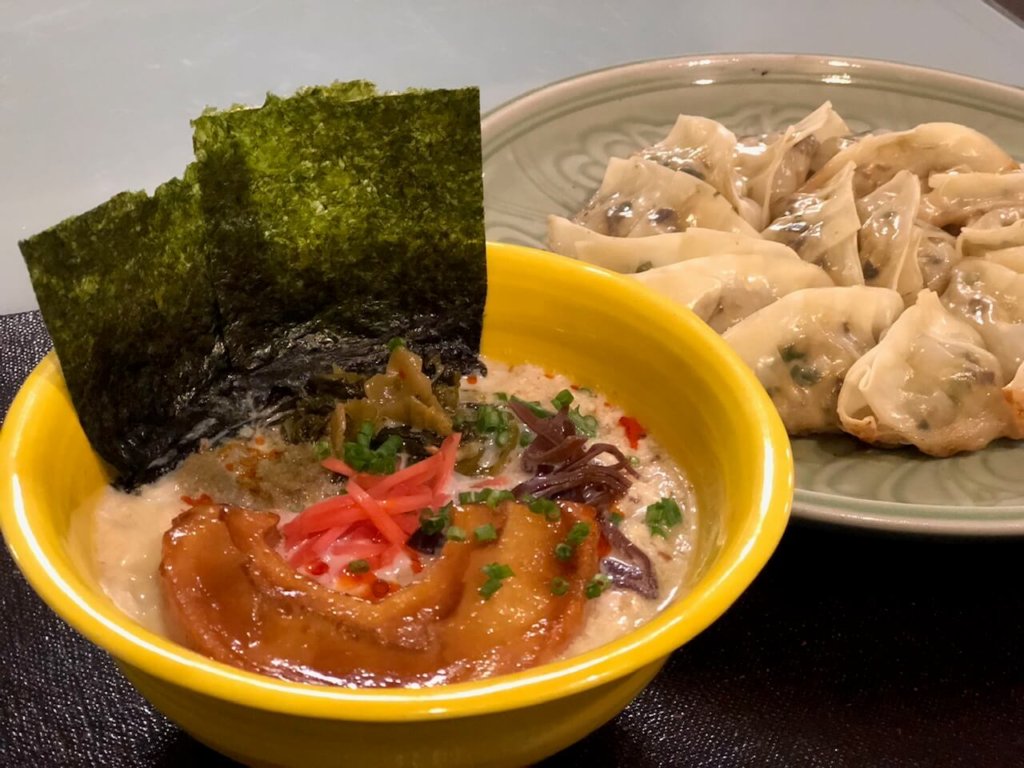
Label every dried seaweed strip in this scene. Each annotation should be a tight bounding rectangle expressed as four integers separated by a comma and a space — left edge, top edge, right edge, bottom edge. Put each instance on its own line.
193, 83, 486, 375
20, 82, 487, 486
19, 175, 228, 478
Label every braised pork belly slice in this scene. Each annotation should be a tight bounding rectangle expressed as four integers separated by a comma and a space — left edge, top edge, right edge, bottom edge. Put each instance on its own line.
160, 501, 600, 687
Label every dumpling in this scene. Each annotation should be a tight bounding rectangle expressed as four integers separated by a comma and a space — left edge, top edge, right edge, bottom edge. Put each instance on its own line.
569, 157, 758, 238
807, 123, 1018, 197
633, 270, 724, 320
629, 252, 833, 332
957, 207, 1024, 261
636, 115, 760, 227
941, 258, 1024, 380
762, 162, 864, 286
547, 219, 799, 273
856, 170, 923, 292
987, 249, 1024, 273
809, 129, 889, 175
1005, 362, 1024, 438
921, 172, 1024, 228
740, 102, 850, 224
914, 222, 961, 294
837, 290, 1018, 456
722, 286, 904, 434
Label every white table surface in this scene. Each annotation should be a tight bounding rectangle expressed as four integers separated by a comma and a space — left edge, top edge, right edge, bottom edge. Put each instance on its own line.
2, 0, 1022, 314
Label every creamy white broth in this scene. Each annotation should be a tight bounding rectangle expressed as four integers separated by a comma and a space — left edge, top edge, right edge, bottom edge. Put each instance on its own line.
83, 358, 698, 659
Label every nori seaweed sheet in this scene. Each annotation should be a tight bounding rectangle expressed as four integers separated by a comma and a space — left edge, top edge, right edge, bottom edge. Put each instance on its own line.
193, 83, 485, 374
19, 82, 486, 486
20, 175, 229, 478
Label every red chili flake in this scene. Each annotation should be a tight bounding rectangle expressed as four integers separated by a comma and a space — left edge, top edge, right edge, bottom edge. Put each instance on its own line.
253, 435, 266, 446
570, 384, 580, 391
618, 416, 647, 450
466, 374, 478, 384
180, 493, 213, 508
224, 462, 235, 472
307, 561, 329, 576
544, 371, 555, 379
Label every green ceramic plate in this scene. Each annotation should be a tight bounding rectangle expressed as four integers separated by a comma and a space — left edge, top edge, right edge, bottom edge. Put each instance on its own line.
481, 53, 1024, 535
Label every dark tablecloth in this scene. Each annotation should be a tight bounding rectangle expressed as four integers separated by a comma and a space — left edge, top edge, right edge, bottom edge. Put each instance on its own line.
3, 311, 1024, 768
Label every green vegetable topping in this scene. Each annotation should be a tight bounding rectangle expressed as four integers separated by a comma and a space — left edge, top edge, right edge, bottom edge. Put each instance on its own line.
550, 577, 570, 596
474, 523, 498, 542
527, 497, 561, 521
584, 574, 612, 600
346, 559, 370, 574
419, 503, 452, 535
445, 525, 467, 542
554, 543, 574, 561
519, 430, 536, 447
313, 440, 331, 460
510, 396, 553, 419
343, 421, 403, 474
568, 407, 599, 437
645, 497, 683, 538
551, 389, 574, 411
608, 511, 624, 526
386, 336, 407, 352
553, 521, 591, 561
459, 488, 515, 507
628, 455, 641, 468
479, 562, 514, 599
566, 522, 591, 546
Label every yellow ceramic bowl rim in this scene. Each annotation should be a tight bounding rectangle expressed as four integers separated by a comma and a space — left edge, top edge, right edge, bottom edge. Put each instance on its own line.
0, 242, 792, 722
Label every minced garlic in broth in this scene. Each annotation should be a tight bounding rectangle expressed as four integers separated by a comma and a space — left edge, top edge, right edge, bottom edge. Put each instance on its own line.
83, 357, 698, 660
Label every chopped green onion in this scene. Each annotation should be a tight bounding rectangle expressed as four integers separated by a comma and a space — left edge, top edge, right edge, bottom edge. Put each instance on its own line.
482, 562, 514, 580
474, 523, 498, 542
551, 389, 574, 411
566, 522, 590, 546
460, 489, 515, 507
645, 497, 683, 538
568, 408, 598, 438
585, 573, 612, 599
477, 404, 503, 431
445, 525, 467, 542
554, 542, 573, 561
346, 559, 370, 574
313, 440, 331, 460
527, 498, 560, 519
628, 455, 641, 468
607, 511, 624, 527
510, 396, 552, 419
550, 577, 570, 596
419, 503, 452, 535
519, 430, 535, 447
479, 562, 514, 600
386, 336, 406, 352
494, 392, 509, 402
343, 421, 402, 474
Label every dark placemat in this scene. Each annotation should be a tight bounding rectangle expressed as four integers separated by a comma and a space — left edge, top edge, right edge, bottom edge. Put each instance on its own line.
3, 312, 1024, 768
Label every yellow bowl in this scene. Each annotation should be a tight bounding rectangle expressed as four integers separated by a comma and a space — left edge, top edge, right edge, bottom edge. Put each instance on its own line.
0, 242, 792, 767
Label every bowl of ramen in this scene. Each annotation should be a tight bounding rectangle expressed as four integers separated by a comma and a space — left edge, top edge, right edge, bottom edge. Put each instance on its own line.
482, 53, 1024, 534
0, 235, 791, 766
